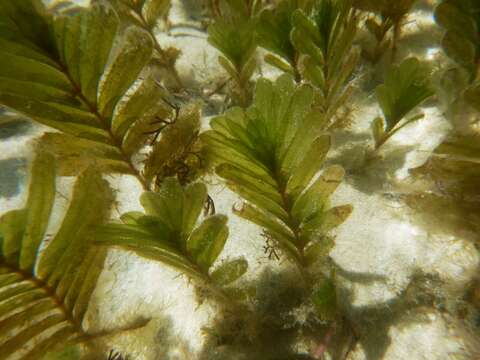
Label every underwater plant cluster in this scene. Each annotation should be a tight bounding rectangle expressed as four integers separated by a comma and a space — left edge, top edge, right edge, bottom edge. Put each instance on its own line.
0, 0, 479, 359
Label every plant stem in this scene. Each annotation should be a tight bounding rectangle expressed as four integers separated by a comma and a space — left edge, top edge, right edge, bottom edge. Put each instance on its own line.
390, 21, 401, 63
60, 65, 149, 191
126, 4, 184, 90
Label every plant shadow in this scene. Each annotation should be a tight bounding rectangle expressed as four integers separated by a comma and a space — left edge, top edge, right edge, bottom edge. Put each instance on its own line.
197, 267, 322, 360
329, 138, 416, 194
338, 269, 446, 360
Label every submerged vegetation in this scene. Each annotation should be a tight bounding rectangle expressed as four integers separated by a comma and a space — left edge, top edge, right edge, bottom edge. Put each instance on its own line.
0, 0, 478, 359
370, 57, 434, 152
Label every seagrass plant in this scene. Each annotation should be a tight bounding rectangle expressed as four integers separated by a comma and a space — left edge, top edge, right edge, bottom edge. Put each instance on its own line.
291, 0, 359, 128
0, 152, 114, 359
371, 57, 434, 152
96, 177, 248, 300
354, 0, 417, 63
256, 0, 314, 80
207, 4, 257, 107
435, 0, 480, 81
202, 74, 353, 317
3, 0, 476, 359
103, 0, 184, 89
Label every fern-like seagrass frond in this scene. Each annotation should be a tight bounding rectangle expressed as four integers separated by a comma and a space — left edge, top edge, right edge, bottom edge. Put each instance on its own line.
256, 0, 306, 78
0, 0, 172, 188
97, 177, 247, 295
354, 0, 417, 62
104, 0, 183, 88
371, 57, 434, 150
208, 15, 257, 106
291, 0, 359, 128
202, 74, 352, 274
0, 152, 114, 359
435, 0, 480, 79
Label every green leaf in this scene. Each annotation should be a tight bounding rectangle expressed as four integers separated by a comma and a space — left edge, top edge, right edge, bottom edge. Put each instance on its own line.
98, 26, 153, 118
120, 211, 146, 224
257, 0, 299, 66
19, 151, 56, 271
187, 215, 229, 272
312, 277, 337, 320
435, 0, 480, 76
304, 236, 335, 267
0, 53, 71, 91
112, 76, 169, 140
38, 132, 131, 176
182, 182, 208, 239
435, 134, 480, 160
208, 18, 256, 72
37, 168, 114, 285
210, 258, 248, 286
41, 345, 81, 360
217, 164, 283, 204
292, 165, 345, 223
441, 31, 476, 70
300, 56, 325, 90
435, 2, 477, 42
264, 54, 295, 74
233, 203, 296, 243
301, 204, 353, 237
286, 134, 330, 196
218, 55, 239, 80
78, 2, 119, 105
291, 9, 324, 63
140, 179, 184, 233
0, 1, 54, 51
376, 57, 434, 131
0, 210, 27, 264
240, 56, 257, 84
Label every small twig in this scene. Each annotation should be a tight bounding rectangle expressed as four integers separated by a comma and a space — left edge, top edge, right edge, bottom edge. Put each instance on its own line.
312, 322, 336, 359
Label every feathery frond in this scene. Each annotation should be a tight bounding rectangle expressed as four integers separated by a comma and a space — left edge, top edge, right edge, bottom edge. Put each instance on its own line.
291, 0, 359, 128
372, 58, 434, 150
202, 74, 352, 272
0, 152, 114, 359
105, 0, 183, 89
435, 0, 480, 79
208, 16, 257, 106
354, 0, 417, 62
97, 178, 247, 291
256, 0, 307, 78
0, 0, 171, 187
